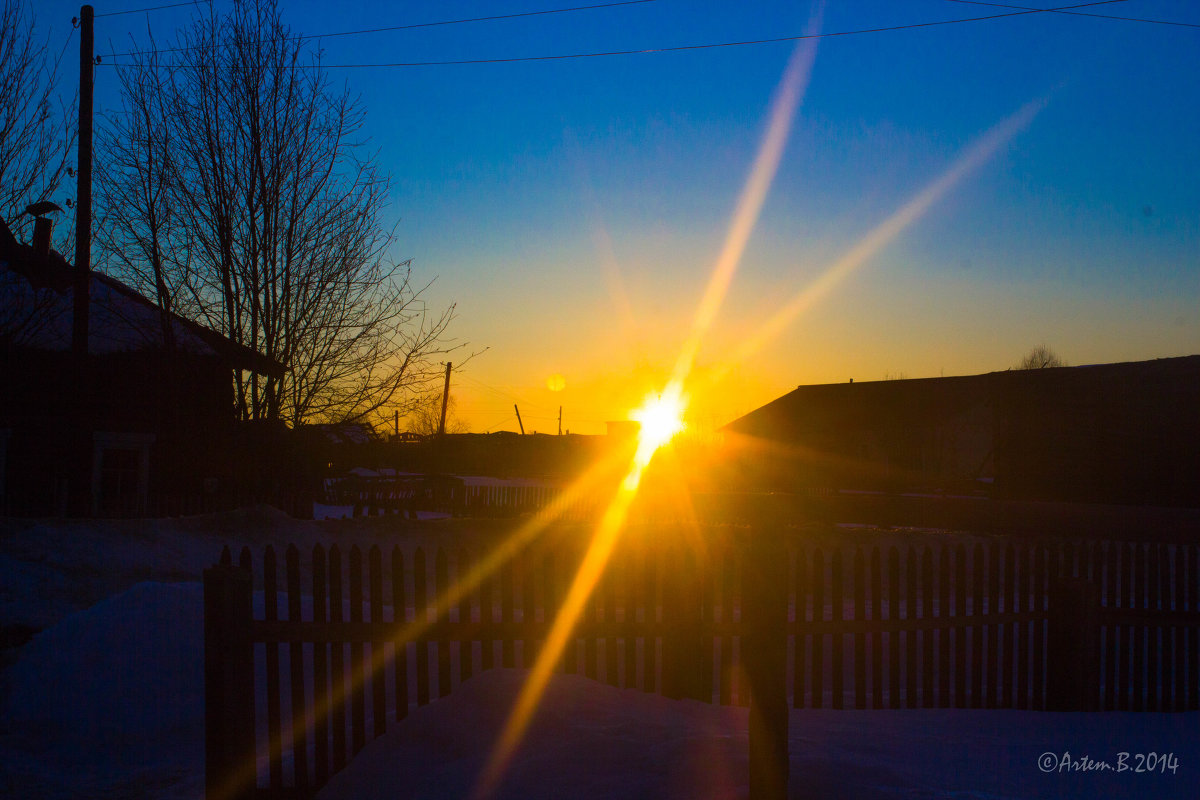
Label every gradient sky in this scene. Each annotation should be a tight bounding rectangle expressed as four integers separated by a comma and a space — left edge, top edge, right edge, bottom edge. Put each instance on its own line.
37, 0, 1200, 434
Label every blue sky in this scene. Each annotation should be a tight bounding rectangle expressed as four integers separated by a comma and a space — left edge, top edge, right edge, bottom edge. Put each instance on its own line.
35, 0, 1200, 433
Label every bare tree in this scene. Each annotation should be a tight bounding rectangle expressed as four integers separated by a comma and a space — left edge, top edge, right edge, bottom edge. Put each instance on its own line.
97, 0, 459, 426
1015, 344, 1067, 370
0, 0, 74, 242
404, 390, 469, 436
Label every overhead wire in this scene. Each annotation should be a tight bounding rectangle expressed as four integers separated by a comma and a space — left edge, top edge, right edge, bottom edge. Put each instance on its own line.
99, 0, 659, 60
99, 0, 1182, 70
307, 0, 1142, 68
95, 0, 210, 19
456, 373, 556, 415
940, 0, 1200, 28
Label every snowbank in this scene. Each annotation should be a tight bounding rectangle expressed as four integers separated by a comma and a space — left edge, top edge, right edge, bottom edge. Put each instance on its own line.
318, 669, 1198, 800
1, 581, 205, 799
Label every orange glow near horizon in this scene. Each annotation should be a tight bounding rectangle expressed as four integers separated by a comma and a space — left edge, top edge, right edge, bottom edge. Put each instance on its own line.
471, 28, 820, 797
466, 25, 1051, 800
472, 389, 685, 800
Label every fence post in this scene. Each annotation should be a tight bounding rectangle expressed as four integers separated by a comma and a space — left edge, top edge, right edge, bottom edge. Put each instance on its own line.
744, 528, 788, 800
661, 538, 709, 702
1046, 576, 1100, 711
204, 564, 256, 800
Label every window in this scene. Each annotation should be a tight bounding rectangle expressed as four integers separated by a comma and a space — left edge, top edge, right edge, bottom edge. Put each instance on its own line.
91, 432, 154, 517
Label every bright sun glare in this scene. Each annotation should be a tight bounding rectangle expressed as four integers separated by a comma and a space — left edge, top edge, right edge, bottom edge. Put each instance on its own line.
632, 388, 686, 452
473, 21, 1042, 796
628, 383, 687, 488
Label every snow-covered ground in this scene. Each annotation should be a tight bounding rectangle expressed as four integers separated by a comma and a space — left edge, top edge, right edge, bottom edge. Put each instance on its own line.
1, 508, 1196, 799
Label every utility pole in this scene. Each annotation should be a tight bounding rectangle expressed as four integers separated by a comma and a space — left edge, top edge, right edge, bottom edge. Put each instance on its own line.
73, 5, 93, 356
558, 406, 562, 436
71, 5, 94, 517
514, 404, 525, 435
438, 362, 451, 436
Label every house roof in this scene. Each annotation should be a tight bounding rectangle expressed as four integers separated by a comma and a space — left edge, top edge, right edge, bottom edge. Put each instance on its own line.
0, 218, 284, 377
726, 356, 1200, 441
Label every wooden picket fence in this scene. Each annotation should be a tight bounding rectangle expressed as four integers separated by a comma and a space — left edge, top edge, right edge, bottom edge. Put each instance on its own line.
204, 520, 1200, 800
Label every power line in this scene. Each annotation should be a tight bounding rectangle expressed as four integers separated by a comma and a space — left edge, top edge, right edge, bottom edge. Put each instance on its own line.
314, 0, 1137, 68
941, 0, 1200, 28
101, 0, 1160, 70
95, 0, 209, 19
100, 0, 658, 60
456, 373, 556, 415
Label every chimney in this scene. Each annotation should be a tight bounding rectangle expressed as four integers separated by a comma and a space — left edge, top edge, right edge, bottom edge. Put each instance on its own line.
32, 216, 53, 257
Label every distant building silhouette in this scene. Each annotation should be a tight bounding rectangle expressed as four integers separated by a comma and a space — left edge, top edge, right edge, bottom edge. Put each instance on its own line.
725, 356, 1200, 508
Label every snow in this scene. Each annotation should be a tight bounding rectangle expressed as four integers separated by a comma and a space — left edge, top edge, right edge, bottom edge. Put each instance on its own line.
1, 264, 218, 356
320, 669, 1197, 800
1, 510, 1196, 799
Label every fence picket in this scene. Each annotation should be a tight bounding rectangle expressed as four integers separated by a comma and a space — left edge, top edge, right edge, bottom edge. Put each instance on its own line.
1002, 544, 1016, 709
905, 547, 918, 708
286, 545, 309, 790
986, 543, 1001, 709
457, 547, 475, 683
811, 548, 825, 709
1118, 542, 1133, 711
937, 546, 950, 708
481, 554, 496, 673
1104, 541, 1119, 711
264, 545, 283, 791
436, 549, 452, 697
644, 545, 658, 693
793, 547, 808, 708
1147, 543, 1162, 711
391, 547, 408, 721
1031, 545, 1047, 711
868, 547, 882, 710
920, 548, 934, 708
1188, 546, 1199, 711
1016, 543, 1031, 710
1132, 542, 1146, 711
369, 546, 386, 733
414, 548, 430, 706
312, 545, 330, 787
722, 542, 736, 705
621, 544, 638, 690
502, 561, 517, 670
953, 545, 967, 708
603, 557, 619, 686
831, 549, 844, 709
853, 549, 866, 709
970, 544, 985, 709
328, 546, 346, 773
348, 546, 366, 755
887, 547, 900, 709
1175, 544, 1187, 711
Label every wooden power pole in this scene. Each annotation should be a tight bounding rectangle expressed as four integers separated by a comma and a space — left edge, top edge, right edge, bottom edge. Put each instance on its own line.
514, 404, 525, 435
70, 5, 94, 516
558, 406, 562, 436
438, 362, 451, 436
73, 5, 93, 356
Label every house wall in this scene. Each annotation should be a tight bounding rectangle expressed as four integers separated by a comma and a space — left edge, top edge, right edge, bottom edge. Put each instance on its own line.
992, 359, 1200, 506
0, 348, 240, 515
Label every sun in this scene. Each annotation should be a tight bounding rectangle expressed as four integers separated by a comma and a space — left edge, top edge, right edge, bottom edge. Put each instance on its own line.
629, 383, 687, 474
